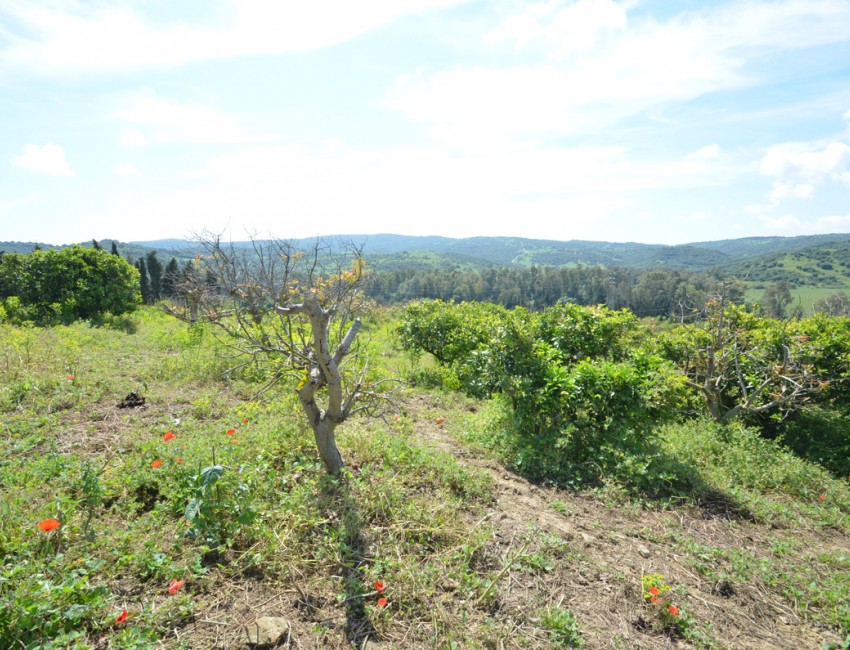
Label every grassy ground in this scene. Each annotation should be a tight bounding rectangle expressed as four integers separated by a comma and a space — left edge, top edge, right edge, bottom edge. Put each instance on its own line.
744, 286, 845, 314
1, 308, 849, 648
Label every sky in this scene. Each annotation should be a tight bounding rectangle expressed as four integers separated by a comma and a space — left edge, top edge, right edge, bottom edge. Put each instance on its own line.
1, 0, 850, 246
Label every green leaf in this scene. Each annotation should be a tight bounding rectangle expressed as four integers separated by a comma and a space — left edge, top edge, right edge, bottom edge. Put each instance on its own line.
200, 464, 224, 488
184, 497, 202, 521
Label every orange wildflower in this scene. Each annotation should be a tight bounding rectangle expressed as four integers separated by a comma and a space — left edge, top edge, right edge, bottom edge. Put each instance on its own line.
38, 518, 61, 532
151, 459, 163, 468
163, 431, 175, 442
116, 610, 128, 624
168, 579, 184, 595
377, 597, 388, 608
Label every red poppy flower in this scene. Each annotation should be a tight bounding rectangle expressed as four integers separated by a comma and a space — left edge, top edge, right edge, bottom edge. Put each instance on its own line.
151, 459, 163, 468
163, 431, 175, 442
819, 494, 826, 501
116, 610, 128, 624
168, 579, 184, 595
226, 429, 235, 436
374, 580, 385, 593
650, 596, 659, 604
232, 439, 239, 444
649, 586, 660, 596
38, 518, 61, 532
668, 605, 679, 616
67, 375, 75, 381
377, 597, 388, 608
243, 419, 249, 424
176, 457, 183, 463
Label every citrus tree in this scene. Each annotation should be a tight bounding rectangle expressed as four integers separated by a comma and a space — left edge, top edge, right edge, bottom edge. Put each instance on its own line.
659, 297, 844, 423
400, 300, 686, 483
0, 245, 140, 325
188, 235, 390, 474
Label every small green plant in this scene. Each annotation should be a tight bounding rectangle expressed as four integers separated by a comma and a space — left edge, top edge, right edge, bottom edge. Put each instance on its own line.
79, 460, 104, 542
0, 555, 110, 647
641, 574, 681, 627
641, 574, 716, 647
181, 456, 257, 547
541, 606, 583, 648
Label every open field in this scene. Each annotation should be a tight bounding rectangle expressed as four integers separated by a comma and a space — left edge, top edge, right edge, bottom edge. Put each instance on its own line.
1, 308, 849, 649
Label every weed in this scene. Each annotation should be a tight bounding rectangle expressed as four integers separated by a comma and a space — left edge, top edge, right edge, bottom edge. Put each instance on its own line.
79, 459, 104, 542
541, 606, 583, 648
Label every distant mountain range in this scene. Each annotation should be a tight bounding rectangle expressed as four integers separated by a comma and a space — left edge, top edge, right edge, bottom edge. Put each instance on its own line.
4, 233, 850, 287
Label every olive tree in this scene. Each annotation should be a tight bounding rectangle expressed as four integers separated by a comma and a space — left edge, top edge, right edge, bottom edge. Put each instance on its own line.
191, 235, 390, 474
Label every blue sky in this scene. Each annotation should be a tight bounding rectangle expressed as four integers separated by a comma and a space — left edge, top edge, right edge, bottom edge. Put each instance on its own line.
2, 0, 849, 246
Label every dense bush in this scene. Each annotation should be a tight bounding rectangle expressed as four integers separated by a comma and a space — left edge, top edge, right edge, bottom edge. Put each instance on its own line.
0, 246, 140, 325
399, 301, 686, 484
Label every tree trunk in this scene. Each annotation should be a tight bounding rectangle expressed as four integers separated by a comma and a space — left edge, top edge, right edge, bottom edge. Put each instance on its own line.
312, 417, 344, 474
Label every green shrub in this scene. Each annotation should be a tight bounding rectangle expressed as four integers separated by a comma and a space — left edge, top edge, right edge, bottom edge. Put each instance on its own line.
0, 246, 141, 325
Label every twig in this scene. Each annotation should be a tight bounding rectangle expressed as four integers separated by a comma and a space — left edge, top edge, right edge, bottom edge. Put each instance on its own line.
476, 538, 531, 605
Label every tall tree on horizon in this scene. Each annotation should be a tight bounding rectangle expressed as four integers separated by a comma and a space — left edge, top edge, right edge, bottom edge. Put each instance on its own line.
136, 257, 151, 304
162, 257, 180, 298
146, 251, 163, 302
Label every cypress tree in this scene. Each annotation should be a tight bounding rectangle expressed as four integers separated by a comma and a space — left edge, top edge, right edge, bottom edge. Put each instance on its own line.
136, 258, 151, 304
146, 251, 163, 302
162, 257, 180, 298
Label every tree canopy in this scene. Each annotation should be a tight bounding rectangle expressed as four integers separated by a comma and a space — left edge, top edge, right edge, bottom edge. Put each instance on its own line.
0, 245, 140, 325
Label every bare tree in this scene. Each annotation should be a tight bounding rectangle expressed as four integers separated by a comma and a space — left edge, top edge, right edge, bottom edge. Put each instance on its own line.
189, 234, 391, 474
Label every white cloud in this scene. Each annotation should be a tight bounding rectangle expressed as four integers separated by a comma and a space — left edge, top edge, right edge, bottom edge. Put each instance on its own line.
13, 143, 73, 176
758, 212, 850, 235
759, 213, 804, 231
114, 164, 141, 176
760, 141, 850, 179
487, 0, 627, 57
760, 139, 850, 202
768, 181, 815, 201
119, 127, 147, 148
815, 214, 850, 228
88, 134, 745, 245
0, 192, 37, 211
685, 145, 721, 161
115, 91, 265, 145
386, 1, 850, 150
0, 0, 470, 76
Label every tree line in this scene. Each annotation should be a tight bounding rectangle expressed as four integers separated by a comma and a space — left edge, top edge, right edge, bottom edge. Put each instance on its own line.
363, 264, 850, 318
